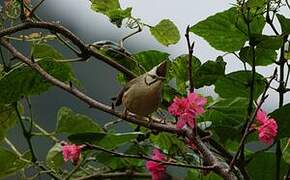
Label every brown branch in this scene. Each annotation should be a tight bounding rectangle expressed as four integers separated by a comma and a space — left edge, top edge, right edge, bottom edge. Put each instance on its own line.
85, 144, 215, 170
228, 69, 277, 171
0, 38, 239, 179
185, 25, 195, 93
0, 21, 136, 79
76, 171, 151, 180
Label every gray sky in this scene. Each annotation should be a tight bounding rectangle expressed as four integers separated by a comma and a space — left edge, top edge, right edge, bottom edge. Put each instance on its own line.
38, 0, 290, 112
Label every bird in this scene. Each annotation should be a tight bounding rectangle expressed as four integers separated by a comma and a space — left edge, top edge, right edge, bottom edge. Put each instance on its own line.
114, 61, 167, 120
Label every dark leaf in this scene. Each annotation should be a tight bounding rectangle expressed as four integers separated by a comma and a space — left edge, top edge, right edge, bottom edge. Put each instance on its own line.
214, 71, 265, 99
56, 107, 102, 134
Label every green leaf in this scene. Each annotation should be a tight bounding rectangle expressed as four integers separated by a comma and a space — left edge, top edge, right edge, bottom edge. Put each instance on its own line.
214, 71, 265, 99
162, 84, 180, 103
239, 46, 277, 66
281, 138, 290, 164
94, 151, 128, 169
0, 58, 75, 104
190, 7, 265, 52
0, 147, 28, 178
133, 50, 170, 72
106, 8, 132, 28
0, 104, 18, 142
270, 103, 290, 138
186, 169, 221, 180
56, 107, 102, 134
277, 14, 290, 34
97, 132, 143, 149
247, 152, 287, 180
46, 143, 64, 170
169, 55, 201, 94
90, 0, 131, 27
246, 0, 267, 9
95, 143, 148, 170
150, 132, 185, 156
202, 97, 248, 142
32, 43, 63, 60
150, 19, 180, 46
68, 132, 143, 149
194, 59, 225, 88
251, 35, 282, 50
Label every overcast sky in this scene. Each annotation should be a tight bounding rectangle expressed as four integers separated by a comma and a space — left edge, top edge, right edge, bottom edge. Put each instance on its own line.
35, 0, 290, 112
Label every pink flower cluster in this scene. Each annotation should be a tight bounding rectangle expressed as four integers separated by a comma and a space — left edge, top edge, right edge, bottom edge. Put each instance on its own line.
61, 142, 84, 165
146, 149, 166, 180
255, 109, 278, 144
168, 92, 207, 129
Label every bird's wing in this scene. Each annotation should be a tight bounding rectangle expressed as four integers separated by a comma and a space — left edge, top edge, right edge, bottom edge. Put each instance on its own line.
114, 75, 143, 106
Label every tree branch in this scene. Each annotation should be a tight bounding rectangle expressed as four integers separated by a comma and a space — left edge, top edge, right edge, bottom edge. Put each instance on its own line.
0, 21, 136, 79
0, 37, 239, 179
85, 143, 215, 170
76, 171, 151, 180
185, 25, 195, 93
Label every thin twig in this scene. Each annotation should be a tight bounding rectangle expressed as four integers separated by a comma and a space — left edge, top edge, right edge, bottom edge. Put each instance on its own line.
4, 138, 23, 157
275, 35, 288, 180
76, 171, 151, 180
0, 21, 136, 79
185, 25, 195, 93
28, 0, 46, 17
228, 69, 277, 171
85, 143, 215, 170
0, 38, 238, 179
14, 101, 37, 163
266, 1, 279, 35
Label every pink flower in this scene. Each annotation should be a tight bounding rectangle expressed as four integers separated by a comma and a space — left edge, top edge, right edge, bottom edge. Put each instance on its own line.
176, 111, 195, 129
258, 118, 278, 144
168, 97, 188, 116
61, 143, 83, 165
146, 149, 166, 180
168, 92, 207, 130
187, 92, 207, 115
254, 109, 278, 144
256, 109, 268, 124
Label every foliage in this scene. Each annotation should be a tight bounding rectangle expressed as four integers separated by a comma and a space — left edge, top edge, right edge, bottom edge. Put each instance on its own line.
0, 0, 290, 179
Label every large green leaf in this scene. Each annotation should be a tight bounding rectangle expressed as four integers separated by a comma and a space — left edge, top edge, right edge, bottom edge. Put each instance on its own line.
185, 169, 221, 180
270, 103, 290, 139
190, 7, 265, 52
282, 138, 290, 164
150, 132, 186, 156
68, 132, 143, 149
169, 55, 201, 94
133, 50, 170, 72
32, 43, 63, 60
247, 152, 287, 180
46, 143, 64, 170
251, 35, 282, 50
0, 58, 75, 104
0, 147, 28, 178
56, 107, 102, 134
277, 14, 290, 34
214, 71, 265, 99
0, 104, 18, 142
90, 0, 131, 27
194, 58, 225, 88
150, 19, 180, 46
201, 97, 248, 143
239, 46, 277, 66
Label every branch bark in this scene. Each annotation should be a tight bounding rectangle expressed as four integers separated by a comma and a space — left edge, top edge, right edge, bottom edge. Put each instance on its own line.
0, 37, 240, 179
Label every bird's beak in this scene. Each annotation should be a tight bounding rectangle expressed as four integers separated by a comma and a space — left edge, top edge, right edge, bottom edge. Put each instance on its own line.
156, 61, 167, 78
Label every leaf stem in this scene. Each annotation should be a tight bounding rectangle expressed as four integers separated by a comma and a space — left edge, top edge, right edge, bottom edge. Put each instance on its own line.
14, 102, 37, 162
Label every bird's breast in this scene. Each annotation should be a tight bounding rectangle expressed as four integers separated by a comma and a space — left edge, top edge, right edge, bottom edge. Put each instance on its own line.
122, 80, 163, 116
